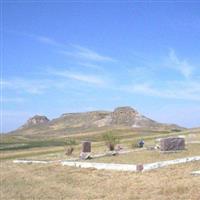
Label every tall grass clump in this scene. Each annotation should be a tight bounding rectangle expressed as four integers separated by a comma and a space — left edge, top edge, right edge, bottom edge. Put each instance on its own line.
103, 131, 119, 151
64, 138, 77, 156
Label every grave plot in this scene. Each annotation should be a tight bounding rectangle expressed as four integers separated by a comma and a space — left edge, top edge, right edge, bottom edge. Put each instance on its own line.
85, 143, 200, 164
13, 138, 200, 172
61, 156, 200, 172
12, 134, 200, 174
60, 138, 200, 172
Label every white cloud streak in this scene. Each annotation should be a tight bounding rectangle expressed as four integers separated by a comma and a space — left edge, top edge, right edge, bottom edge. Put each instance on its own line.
122, 80, 200, 101
3, 34, 200, 102
120, 49, 199, 101
36, 36, 66, 47
61, 45, 116, 62
49, 69, 105, 86
1, 79, 50, 94
1, 70, 106, 95
15, 32, 115, 63
167, 49, 194, 79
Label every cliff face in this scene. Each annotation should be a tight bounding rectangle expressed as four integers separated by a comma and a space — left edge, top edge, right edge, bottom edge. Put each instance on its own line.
20, 115, 50, 128
111, 107, 139, 125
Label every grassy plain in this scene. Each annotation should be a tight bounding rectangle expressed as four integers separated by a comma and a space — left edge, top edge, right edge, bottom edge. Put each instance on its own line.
1, 128, 200, 199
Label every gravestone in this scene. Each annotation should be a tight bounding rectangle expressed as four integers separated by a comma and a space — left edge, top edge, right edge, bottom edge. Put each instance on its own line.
160, 137, 185, 151
82, 141, 91, 152
136, 164, 144, 172
80, 141, 91, 160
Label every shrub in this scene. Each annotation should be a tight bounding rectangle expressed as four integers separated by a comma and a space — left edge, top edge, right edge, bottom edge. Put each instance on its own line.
64, 138, 76, 156
103, 131, 119, 151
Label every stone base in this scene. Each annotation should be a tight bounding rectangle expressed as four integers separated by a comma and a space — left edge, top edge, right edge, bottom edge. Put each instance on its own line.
191, 171, 200, 176
80, 152, 91, 160
106, 151, 119, 156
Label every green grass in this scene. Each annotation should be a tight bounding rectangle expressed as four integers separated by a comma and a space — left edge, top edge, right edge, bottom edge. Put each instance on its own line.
0, 140, 69, 151
0, 128, 190, 152
0, 129, 135, 151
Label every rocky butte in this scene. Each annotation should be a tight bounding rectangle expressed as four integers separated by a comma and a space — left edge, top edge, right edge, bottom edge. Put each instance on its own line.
10, 106, 185, 136
20, 115, 50, 129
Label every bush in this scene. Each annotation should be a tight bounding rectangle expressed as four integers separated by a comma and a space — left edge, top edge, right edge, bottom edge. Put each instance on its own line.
65, 138, 76, 146
103, 131, 119, 151
64, 138, 76, 156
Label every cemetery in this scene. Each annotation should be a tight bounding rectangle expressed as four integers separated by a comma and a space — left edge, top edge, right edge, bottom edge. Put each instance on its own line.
2, 130, 200, 200
13, 135, 200, 173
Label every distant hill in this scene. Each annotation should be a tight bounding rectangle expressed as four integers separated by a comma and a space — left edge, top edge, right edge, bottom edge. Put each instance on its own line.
20, 115, 50, 128
8, 106, 185, 137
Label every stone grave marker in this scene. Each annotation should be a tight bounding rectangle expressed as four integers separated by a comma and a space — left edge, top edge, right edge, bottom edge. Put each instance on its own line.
80, 141, 91, 160
160, 137, 185, 151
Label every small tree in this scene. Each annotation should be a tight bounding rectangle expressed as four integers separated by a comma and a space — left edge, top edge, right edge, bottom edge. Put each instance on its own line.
64, 138, 76, 156
103, 131, 119, 151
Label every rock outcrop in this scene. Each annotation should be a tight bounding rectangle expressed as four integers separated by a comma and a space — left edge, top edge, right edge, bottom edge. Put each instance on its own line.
21, 115, 50, 128
111, 107, 139, 125
14, 106, 185, 135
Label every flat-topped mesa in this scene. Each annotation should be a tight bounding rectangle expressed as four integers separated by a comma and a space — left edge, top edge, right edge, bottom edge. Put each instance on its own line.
113, 106, 138, 114
60, 111, 110, 118
12, 105, 185, 135
111, 106, 139, 125
21, 115, 50, 128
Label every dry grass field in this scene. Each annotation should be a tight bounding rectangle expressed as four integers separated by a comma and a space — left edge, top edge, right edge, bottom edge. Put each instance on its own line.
1, 129, 200, 199
1, 161, 200, 200
87, 143, 200, 164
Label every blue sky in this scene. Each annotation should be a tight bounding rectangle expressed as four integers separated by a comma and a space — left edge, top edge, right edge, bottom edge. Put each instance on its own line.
1, 1, 200, 132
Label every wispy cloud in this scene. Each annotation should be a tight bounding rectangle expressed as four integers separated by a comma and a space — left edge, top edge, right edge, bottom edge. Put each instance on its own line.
3, 34, 200, 102
35, 36, 116, 63
61, 45, 116, 62
36, 36, 66, 47
167, 49, 194, 79
1, 69, 106, 95
49, 69, 105, 86
118, 49, 200, 101
1, 79, 49, 94
15, 31, 68, 48
122, 80, 200, 101
77, 62, 103, 71
10, 31, 115, 63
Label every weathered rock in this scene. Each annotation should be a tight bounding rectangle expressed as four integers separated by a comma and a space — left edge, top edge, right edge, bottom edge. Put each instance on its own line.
20, 115, 50, 129
160, 137, 185, 151
111, 107, 138, 125
14, 106, 185, 135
